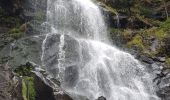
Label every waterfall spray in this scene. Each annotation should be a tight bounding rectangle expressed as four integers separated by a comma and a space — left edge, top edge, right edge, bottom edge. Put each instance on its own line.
40, 0, 160, 100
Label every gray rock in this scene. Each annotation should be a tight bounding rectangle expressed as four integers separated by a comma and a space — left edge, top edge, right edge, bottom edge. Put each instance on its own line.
9, 35, 44, 68
33, 70, 73, 100
0, 64, 23, 100
155, 67, 170, 100
153, 57, 166, 63
140, 55, 154, 64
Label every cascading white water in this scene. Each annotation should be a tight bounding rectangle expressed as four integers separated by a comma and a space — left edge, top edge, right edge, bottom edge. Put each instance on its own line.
41, 0, 160, 100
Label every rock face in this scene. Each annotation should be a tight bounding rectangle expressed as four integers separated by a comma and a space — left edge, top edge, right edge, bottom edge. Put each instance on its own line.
33, 72, 56, 100
9, 36, 44, 68
0, 64, 23, 100
137, 54, 170, 100
33, 70, 73, 100
9, 34, 75, 100
154, 68, 170, 100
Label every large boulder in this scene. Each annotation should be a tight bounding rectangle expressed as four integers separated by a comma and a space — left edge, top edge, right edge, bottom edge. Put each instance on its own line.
32, 69, 73, 100
8, 34, 80, 100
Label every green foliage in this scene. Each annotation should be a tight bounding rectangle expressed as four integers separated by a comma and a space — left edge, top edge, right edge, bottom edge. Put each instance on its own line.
22, 77, 36, 100
165, 58, 170, 67
109, 28, 122, 34
8, 28, 24, 40
14, 62, 34, 76
127, 35, 145, 51
96, 1, 118, 15
121, 29, 134, 44
159, 18, 170, 31
14, 63, 36, 100
155, 29, 167, 40
140, 27, 167, 40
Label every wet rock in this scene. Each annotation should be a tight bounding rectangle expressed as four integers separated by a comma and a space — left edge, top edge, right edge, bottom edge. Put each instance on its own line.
139, 55, 154, 64
154, 67, 170, 100
9, 35, 44, 68
64, 65, 79, 88
42, 34, 81, 78
97, 96, 106, 100
33, 71, 73, 100
33, 72, 56, 100
54, 92, 73, 100
11, 76, 23, 100
152, 57, 166, 63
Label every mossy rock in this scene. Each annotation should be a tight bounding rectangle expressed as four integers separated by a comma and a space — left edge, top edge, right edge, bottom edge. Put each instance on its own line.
8, 28, 22, 39
22, 76, 36, 100
165, 58, 170, 67
127, 34, 145, 51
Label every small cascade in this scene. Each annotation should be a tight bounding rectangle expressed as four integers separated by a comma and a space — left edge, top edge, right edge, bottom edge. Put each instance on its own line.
57, 34, 65, 81
115, 13, 120, 28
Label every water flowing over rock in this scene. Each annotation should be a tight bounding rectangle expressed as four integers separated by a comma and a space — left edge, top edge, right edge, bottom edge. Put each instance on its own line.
40, 0, 160, 100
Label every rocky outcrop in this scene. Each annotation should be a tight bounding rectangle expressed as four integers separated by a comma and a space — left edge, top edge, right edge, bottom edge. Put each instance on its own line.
154, 67, 170, 100
0, 64, 23, 100
33, 71, 73, 100
135, 53, 170, 100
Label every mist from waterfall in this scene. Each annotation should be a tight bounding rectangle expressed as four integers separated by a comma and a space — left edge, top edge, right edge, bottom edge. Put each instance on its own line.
41, 0, 160, 100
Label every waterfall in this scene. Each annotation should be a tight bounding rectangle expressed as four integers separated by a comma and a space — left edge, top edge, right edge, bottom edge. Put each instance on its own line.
41, 0, 160, 100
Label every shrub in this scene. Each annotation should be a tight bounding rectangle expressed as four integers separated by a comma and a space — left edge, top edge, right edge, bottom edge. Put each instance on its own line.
14, 62, 34, 76
127, 35, 145, 51
160, 18, 170, 31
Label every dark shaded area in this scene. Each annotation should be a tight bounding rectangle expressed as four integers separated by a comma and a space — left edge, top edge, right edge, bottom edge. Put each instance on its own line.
33, 73, 73, 100
33, 73, 56, 100
97, 96, 106, 100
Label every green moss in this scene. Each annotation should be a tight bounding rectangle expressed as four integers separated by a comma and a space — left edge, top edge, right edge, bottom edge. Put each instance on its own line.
109, 28, 122, 34
165, 58, 170, 67
14, 62, 34, 76
22, 77, 36, 100
95, 1, 118, 15
8, 28, 25, 40
127, 35, 145, 51
22, 80, 27, 100
122, 29, 133, 41
155, 29, 167, 40
14, 63, 36, 100
160, 18, 170, 31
